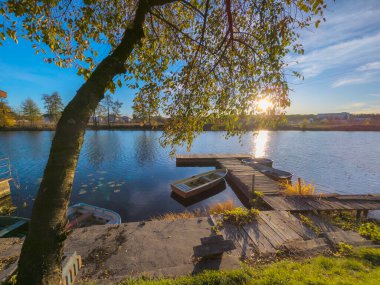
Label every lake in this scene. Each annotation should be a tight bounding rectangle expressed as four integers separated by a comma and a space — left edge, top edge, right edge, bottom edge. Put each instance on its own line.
1, 130, 379, 221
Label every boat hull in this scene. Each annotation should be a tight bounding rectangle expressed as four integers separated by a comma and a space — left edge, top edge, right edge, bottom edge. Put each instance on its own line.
241, 158, 273, 167
67, 203, 121, 229
171, 169, 227, 199
0, 216, 29, 238
250, 164, 292, 181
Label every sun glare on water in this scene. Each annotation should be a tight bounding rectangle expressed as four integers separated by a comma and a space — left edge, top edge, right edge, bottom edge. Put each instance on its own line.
257, 98, 272, 112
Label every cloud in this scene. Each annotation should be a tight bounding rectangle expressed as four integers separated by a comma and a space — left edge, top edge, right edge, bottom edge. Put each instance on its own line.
299, 0, 380, 51
288, 0, 380, 81
332, 61, 380, 88
291, 33, 380, 79
338, 101, 380, 113
357, 61, 380, 71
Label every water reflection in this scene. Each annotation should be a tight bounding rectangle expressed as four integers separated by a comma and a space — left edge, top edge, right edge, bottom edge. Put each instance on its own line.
85, 132, 105, 168
252, 130, 269, 158
134, 131, 157, 166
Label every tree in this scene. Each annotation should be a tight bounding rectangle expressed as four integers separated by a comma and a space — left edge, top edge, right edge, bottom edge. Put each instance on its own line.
132, 84, 160, 125
104, 94, 113, 126
0, 92, 15, 127
21, 98, 41, 126
112, 100, 123, 122
42, 92, 65, 123
92, 101, 106, 127
1, 0, 327, 283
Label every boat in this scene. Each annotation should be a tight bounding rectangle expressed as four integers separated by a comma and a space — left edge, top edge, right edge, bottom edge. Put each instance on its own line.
170, 169, 227, 198
171, 180, 227, 206
241, 157, 273, 167
66, 203, 121, 230
0, 216, 29, 238
250, 164, 293, 181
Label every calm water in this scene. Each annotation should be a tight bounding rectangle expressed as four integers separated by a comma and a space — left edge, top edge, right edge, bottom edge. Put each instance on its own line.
1, 130, 379, 221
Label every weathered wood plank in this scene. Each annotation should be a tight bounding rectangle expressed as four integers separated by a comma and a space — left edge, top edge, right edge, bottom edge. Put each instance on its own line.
260, 211, 302, 242
274, 211, 318, 240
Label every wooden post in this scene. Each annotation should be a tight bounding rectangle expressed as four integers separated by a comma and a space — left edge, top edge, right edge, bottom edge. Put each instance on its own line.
356, 210, 362, 220
252, 174, 255, 192
298, 178, 302, 195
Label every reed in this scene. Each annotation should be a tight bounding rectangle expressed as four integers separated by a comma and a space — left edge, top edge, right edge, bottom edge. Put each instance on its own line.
282, 179, 315, 196
208, 199, 236, 214
151, 209, 203, 221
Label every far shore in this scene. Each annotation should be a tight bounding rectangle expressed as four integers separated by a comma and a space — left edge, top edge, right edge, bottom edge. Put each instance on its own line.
1, 123, 380, 132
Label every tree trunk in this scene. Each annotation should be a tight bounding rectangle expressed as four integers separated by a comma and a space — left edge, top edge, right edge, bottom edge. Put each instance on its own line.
107, 106, 110, 127
15, 1, 170, 283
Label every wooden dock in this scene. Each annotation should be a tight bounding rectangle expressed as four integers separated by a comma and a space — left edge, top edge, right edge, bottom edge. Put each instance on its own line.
217, 158, 282, 198
175, 153, 380, 255
263, 195, 380, 212
176, 153, 251, 167
176, 154, 282, 199
210, 210, 372, 256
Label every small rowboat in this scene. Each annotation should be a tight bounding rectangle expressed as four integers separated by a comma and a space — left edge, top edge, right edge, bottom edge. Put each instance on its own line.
0, 216, 29, 238
241, 158, 273, 167
250, 164, 292, 181
171, 169, 227, 198
66, 203, 121, 230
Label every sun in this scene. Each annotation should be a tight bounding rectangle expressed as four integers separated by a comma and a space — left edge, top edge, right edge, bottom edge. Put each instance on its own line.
257, 98, 272, 112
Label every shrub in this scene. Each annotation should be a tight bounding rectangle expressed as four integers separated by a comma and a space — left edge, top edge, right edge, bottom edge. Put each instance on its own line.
357, 222, 380, 243
208, 200, 236, 214
281, 179, 315, 196
222, 207, 260, 226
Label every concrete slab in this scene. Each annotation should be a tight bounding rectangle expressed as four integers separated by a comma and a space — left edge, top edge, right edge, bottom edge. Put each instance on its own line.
65, 217, 241, 282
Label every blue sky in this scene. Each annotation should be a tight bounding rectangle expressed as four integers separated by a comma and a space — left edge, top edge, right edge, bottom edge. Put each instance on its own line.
0, 0, 379, 115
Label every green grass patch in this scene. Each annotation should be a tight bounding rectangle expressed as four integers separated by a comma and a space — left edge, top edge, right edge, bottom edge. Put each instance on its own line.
113, 247, 380, 285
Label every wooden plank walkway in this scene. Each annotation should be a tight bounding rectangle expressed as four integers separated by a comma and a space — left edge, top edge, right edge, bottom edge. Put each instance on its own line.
210, 211, 325, 256
210, 211, 373, 257
263, 195, 380, 211
216, 158, 282, 198
176, 153, 251, 167
175, 154, 282, 199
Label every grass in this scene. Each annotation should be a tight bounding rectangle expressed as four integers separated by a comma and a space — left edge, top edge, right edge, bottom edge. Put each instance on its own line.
281, 179, 315, 196
151, 209, 203, 221
358, 222, 380, 243
151, 200, 237, 221
221, 207, 260, 226
112, 247, 380, 285
208, 199, 236, 214
321, 211, 380, 244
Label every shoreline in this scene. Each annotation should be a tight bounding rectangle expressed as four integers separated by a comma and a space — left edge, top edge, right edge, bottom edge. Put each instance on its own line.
1, 124, 380, 132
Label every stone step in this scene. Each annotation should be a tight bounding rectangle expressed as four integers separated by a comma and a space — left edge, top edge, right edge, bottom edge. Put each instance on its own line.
323, 230, 373, 247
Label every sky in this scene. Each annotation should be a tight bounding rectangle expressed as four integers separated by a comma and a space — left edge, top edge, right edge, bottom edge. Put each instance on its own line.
0, 0, 379, 115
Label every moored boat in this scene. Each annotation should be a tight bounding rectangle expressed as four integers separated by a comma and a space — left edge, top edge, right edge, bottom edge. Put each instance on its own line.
241, 157, 273, 167
250, 164, 292, 181
170, 169, 227, 198
66, 203, 121, 230
0, 216, 29, 238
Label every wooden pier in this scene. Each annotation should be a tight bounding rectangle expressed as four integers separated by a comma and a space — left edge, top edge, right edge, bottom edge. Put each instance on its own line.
176, 153, 380, 255
176, 154, 282, 199
263, 194, 380, 212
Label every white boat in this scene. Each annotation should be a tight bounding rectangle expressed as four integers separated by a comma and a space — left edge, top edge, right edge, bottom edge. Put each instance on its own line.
66, 203, 121, 230
170, 169, 227, 198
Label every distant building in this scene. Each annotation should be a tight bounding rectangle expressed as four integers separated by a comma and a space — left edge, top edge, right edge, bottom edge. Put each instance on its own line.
316, 112, 350, 120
